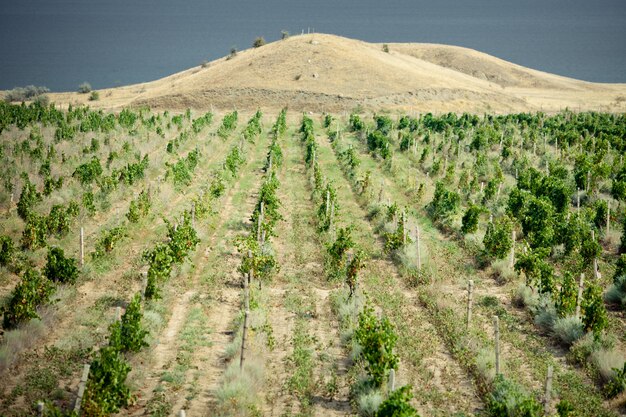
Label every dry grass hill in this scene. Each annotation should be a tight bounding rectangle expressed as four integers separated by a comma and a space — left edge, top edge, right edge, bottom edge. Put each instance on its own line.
45, 33, 626, 114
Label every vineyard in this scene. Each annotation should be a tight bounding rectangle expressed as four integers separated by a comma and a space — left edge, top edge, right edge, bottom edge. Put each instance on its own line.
0, 100, 625, 417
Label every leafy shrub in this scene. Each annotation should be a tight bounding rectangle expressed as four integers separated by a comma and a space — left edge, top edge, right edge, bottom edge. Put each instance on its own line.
73, 157, 103, 185
367, 130, 391, 159
582, 283, 608, 335
93, 226, 127, 258
2, 268, 54, 328
486, 374, 542, 417
555, 272, 578, 317
82, 191, 96, 216
17, 177, 42, 220
143, 242, 174, 300
4, 85, 50, 102
552, 316, 584, 347
253, 36, 266, 48
376, 385, 420, 417
78, 82, 92, 94
461, 204, 482, 234
0, 235, 15, 267
126, 190, 151, 223
483, 217, 513, 259
604, 362, 626, 398
605, 275, 626, 308
166, 212, 199, 263
88, 91, 99, 101
325, 226, 355, 279
44, 247, 79, 284
109, 293, 148, 352
81, 346, 132, 415
21, 213, 48, 249
355, 305, 399, 387
428, 182, 460, 222
47, 204, 73, 237
225, 146, 245, 176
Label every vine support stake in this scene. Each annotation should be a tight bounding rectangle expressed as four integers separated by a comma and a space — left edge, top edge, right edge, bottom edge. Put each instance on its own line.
509, 230, 516, 269
402, 210, 407, 245
37, 402, 44, 417
494, 316, 501, 376
388, 368, 396, 393
141, 271, 148, 300
73, 364, 90, 414
466, 280, 474, 330
240, 309, 249, 371
80, 227, 84, 267
415, 226, 421, 270
115, 306, 122, 321
179, 410, 186, 417
257, 202, 264, 242
326, 190, 330, 216
606, 200, 610, 236
575, 273, 585, 319
591, 230, 600, 279
544, 365, 553, 415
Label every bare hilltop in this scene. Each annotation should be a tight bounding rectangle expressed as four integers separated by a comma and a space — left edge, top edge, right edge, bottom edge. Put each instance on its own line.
47, 33, 626, 113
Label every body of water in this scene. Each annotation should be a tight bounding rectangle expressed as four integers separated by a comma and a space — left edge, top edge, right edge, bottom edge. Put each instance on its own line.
1, 0, 625, 91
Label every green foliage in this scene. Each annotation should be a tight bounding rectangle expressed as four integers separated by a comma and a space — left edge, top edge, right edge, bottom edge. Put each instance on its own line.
604, 362, 626, 398
73, 157, 103, 185
93, 226, 127, 258
166, 211, 199, 264
355, 304, 399, 387
217, 110, 238, 139
376, 385, 420, 417
486, 374, 542, 417
483, 217, 513, 260
167, 149, 199, 187
521, 196, 555, 249
82, 191, 96, 216
109, 293, 148, 352
2, 268, 54, 329
47, 204, 72, 237
251, 172, 283, 236
235, 235, 280, 283
243, 110, 263, 142
346, 250, 366, 298
253, 36, 266, 48
461, 204, 482, 234
514, 247, 551, 289
555, 272, 578, 317
82, 346, 132, 415
581, 283, 608, 334
323, 113, 334, 128
44, 247, 79, 284
621, 214, 626, 254
385, 210, 411, 253
326, 226, 355, 279
21, 213, 48, 249
224, 146, 246, 176
126, 190, 151, 223
0, 235, 15, 267
143, 242, 174, 300
17, 177, 42, 220
374, 115, 393, 136
614, 254, 626, 284
367, 130, 391, 159
349, 113, 364, 131
428, 182, 460, 222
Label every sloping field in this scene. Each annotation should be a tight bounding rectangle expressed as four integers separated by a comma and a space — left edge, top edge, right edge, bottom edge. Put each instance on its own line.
37, 33, 626, 114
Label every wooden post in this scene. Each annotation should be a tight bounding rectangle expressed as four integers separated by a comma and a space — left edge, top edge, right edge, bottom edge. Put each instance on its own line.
591, 230, 600, 279
510, 230, 516, 268
378, 179, 384, 202
480, 181, 484, 194
415, 226, 421, 270
326, 190, 330, 216
575, 273, 584, 319
268, 153, 273, 172
141, 271, 148, 300
248, 250, 254, 285
179, 410, 186, 417
402, 210, 407, 245
261, 230, 266, 245
73, 364, 91, 414
37, 402, 44, 417
494, 316, 501, 376
115, 306, 122, 321
544, 365, 553, 415
257, 202, 264, 242
80, 227, 84, 267
466, 280, 474, 330
606, 200, 610, 236
388, 368, 396, 393
240, 310, 249, 371
496, 183, 502, 201
244, 277, 250, 311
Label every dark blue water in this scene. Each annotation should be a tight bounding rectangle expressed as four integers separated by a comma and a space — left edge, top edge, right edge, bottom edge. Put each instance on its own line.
1, 0, 625, 91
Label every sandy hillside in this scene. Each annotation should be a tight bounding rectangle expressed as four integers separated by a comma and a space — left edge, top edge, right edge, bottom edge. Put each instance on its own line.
43, 33, 626, 113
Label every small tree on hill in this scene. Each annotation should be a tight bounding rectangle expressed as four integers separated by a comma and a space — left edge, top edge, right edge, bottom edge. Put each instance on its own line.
253, 36, 266, 48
